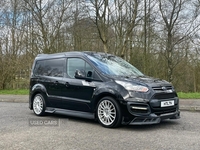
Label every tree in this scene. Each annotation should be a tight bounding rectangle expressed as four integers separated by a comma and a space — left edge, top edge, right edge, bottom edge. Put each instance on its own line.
0, 0, 27, 89
88, 0, 110, 53
157, 0, 200, 82
111, 0, 141, 59
23, 0, 73, 53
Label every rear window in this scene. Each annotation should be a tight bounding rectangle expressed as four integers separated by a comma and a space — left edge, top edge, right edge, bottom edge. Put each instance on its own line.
33, 58, 64, 77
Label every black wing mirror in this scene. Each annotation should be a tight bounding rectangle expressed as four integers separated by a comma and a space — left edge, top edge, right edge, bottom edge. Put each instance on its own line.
75, 70, 93, 81
75, 69, 86, 79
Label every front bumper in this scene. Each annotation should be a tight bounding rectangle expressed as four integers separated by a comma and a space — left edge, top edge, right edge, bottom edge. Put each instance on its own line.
125, 97, 180, 125
128, 110, 180, 125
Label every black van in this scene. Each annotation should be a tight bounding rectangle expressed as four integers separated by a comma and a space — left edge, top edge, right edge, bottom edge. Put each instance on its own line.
29, 51, 180, 128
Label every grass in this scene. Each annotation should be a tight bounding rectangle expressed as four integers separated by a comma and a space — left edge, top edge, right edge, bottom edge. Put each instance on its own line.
177, 92, 200, 99
0, 89, 29, 95
0, 89, 200, 99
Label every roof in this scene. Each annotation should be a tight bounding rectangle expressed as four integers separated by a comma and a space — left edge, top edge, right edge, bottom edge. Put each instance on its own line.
35, 51, 86, 60
35, 51, 115, 61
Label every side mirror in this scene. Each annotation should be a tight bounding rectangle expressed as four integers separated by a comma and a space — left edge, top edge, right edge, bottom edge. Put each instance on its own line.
75, 69, 86, 79
75, 70, 93, 81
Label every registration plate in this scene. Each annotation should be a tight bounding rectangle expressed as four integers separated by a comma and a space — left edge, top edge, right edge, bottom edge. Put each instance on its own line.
161, 100, 174, 107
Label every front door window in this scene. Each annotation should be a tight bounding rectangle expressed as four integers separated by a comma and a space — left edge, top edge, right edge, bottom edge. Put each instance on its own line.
67, 58, 93, 78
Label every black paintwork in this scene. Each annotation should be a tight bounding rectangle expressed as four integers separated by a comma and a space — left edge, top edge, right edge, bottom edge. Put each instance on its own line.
29, 51, 180, 125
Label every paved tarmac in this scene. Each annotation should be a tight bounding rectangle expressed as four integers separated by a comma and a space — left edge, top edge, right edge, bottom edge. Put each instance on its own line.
0, 95, 200, 112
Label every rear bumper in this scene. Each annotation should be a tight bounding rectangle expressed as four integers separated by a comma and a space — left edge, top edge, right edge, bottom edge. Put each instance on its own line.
128, 110, 180, 125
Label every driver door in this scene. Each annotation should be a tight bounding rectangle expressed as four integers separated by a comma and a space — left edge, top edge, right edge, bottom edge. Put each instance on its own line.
61, 58, 96, 112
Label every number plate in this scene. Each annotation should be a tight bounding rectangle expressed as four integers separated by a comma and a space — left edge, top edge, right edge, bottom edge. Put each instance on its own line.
161, 100, 174, 107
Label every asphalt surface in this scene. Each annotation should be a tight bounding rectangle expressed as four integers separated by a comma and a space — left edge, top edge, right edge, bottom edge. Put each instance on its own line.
0, 95, 200, 112
1, 102, 200, 150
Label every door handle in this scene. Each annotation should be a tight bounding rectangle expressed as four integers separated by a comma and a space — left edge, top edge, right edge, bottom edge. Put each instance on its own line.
54, 81, 59, 84
65, 82, 70, 87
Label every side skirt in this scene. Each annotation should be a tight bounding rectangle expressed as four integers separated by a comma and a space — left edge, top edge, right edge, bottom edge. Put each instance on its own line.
45, 107, 95, 119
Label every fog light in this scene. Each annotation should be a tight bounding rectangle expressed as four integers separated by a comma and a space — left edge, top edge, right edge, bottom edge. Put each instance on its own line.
131, 106, 148, 110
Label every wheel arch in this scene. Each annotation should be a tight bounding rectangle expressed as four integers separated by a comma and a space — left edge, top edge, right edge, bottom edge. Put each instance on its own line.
92, 90, 124, 116
30, 84, 48, 109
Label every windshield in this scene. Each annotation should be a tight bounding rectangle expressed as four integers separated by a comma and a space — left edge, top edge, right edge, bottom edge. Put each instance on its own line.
85, 53, 144, 77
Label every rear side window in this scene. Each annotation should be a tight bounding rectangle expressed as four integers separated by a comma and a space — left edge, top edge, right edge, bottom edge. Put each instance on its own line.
34, 58, 64, 77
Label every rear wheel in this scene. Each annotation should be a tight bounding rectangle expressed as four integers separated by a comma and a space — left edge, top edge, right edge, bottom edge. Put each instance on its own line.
97, 97, 122, 128
33, 94, 46, 116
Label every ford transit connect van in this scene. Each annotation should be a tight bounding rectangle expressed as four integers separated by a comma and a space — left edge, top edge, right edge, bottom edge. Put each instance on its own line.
29, 51, 180, 128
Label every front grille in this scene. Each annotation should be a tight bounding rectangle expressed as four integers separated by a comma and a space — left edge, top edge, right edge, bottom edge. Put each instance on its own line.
152, 93, 176, 99
152, 86, 177, 99
150, 100, 178, 116
150, 86, 178, 116
152, 86, 173, 91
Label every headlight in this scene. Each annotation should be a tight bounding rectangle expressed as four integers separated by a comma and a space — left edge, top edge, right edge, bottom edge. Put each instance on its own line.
115, 80, 149, 93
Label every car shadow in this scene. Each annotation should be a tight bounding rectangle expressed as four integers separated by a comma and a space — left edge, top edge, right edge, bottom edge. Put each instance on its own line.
29, 112, 181, 130
121, 119, 181, 131
47, 113, 98, 124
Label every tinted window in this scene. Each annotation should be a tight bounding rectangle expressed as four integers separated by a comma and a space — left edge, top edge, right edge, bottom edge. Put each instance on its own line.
34, 58, 64, 77
67, 58, 93, 78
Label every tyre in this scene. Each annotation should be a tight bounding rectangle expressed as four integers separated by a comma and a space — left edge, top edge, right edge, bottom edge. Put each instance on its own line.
97, 97, 122, 128
32, 94, 46, 116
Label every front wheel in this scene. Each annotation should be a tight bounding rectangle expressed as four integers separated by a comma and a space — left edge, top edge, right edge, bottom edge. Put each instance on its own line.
97, 97, 122, 128
32, 94, 46, 116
